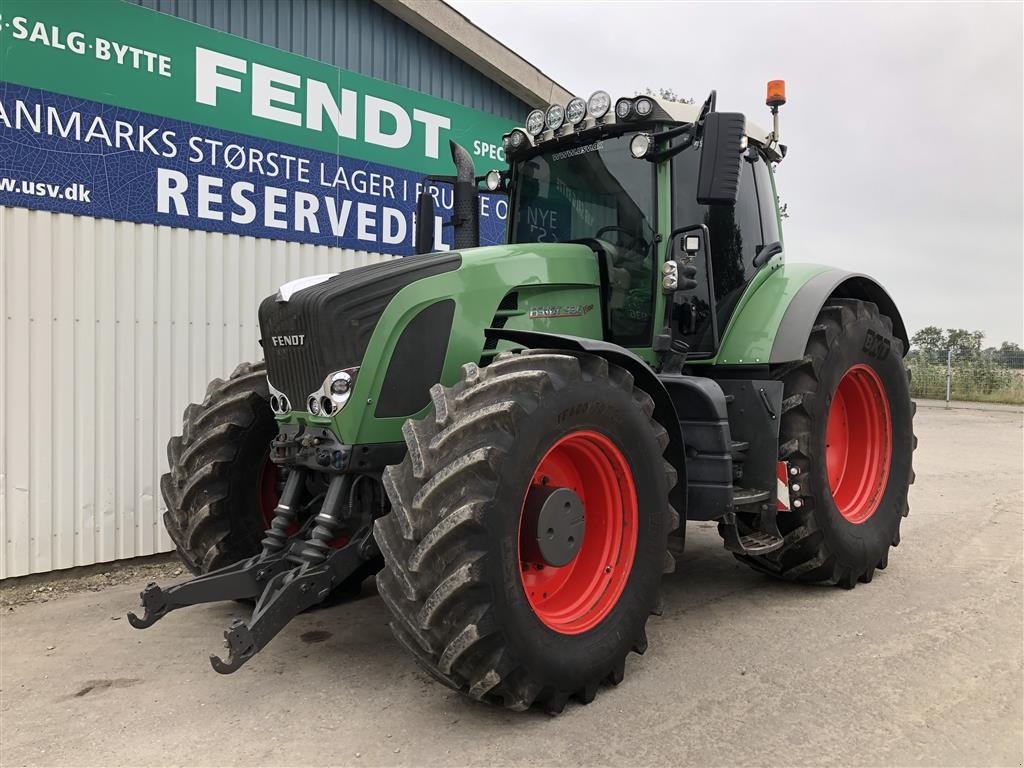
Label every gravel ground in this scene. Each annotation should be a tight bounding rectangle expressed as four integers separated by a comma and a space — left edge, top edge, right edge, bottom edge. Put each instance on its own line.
0, 555, 184, 609
1, 405, 1021, 767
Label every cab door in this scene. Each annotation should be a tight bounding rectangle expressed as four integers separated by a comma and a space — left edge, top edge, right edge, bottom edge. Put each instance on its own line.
670, 146, 779, 358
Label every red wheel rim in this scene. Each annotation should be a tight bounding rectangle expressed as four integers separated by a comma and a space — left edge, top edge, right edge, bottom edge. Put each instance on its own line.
825, 364, 892, 524
517, 430, 638, 635
258, 458, 281, 530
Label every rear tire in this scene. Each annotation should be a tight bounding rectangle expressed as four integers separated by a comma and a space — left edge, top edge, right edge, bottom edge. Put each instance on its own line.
736, 299, 916, 587
374, 351, 679, 712
161, 362, 279, 574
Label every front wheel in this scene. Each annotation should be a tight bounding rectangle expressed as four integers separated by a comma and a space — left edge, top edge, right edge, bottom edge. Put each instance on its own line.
373, 351, 678, 712
736, 299, 916, 587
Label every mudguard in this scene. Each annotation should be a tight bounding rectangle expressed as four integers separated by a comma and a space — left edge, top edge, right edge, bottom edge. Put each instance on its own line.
701, 264, 909, 367
484, 328, 687, 521
769, 270, 909, 363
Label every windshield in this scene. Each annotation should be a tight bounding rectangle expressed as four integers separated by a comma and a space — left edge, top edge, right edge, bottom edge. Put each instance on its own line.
509, 133, 657, 345
510, 134, 655, 250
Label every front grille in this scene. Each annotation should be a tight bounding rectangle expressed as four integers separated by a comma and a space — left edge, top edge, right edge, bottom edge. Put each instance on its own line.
258, 253, 461, 407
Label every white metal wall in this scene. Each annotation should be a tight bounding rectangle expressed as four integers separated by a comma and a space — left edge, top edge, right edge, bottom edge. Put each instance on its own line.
0, 207, 391, 578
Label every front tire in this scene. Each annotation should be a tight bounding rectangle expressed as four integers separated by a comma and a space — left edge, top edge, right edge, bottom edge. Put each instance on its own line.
737, 299, 916, 587
374, 351, 679, 712
161, 362, 279, 574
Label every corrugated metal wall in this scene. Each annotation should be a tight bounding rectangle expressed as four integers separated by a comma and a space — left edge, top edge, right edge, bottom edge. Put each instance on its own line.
0, 207, 391, 578
130, 0, 532, 122
1, 1, 529, 578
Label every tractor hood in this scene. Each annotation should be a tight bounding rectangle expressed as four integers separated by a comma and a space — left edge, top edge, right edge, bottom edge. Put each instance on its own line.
258, 242, 601, 440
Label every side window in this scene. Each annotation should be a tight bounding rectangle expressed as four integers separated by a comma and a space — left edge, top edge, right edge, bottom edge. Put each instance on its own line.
753, 153, 780, 245
671, 144, 775, 355
706, 158, 761, 302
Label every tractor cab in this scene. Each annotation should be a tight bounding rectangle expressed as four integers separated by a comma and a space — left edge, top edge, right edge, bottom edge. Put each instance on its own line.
480, 88, 786, 361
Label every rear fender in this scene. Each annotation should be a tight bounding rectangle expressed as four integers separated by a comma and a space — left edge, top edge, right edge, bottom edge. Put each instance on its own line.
706, 264, 909, 366
770, 271, 909, 363
485, 328, 687, 521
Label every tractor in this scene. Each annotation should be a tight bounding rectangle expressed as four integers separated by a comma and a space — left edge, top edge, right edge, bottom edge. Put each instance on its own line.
129, 81, 916, 713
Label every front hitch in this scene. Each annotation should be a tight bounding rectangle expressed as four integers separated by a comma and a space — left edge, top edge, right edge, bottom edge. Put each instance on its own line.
208, 527, 377, 674
130, 471, 382, 673
127, 470, 310, 629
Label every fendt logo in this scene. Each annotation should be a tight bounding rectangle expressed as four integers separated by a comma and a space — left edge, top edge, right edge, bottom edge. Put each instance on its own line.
271, 334, 306, 347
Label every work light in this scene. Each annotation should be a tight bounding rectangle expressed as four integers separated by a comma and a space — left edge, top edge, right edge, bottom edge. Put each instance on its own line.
634, 97, 654, 117
630, 133, 653, 159
587, 90, 611, 119
545, 104, 564, 131
565, 97, 587, 126
526, 109, 545, 136
615, 98, 633, 119
484, 169, 503, 191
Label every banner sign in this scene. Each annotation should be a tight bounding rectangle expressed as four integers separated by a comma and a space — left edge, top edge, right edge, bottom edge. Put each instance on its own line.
0, 0, 516, 253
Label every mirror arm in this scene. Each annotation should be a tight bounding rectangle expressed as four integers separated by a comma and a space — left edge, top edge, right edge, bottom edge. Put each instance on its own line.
752, 240, 783, 269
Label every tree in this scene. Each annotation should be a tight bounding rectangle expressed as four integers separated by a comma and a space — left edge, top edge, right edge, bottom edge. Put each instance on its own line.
641, 87, 694, 104
945, 329, 984, 361
910, 326, 946, 363
910, 326, 986, 362
995, 341, 1024, 369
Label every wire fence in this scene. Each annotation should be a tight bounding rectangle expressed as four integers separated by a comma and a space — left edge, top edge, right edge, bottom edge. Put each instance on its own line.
907, 351, 1024, 406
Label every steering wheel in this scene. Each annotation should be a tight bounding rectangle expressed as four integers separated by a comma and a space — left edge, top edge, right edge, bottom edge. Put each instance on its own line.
594, 226, 650, 259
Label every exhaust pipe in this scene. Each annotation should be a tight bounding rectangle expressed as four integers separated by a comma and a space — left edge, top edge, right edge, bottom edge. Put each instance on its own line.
413, 140, 479, 254
449, 140, 479, 250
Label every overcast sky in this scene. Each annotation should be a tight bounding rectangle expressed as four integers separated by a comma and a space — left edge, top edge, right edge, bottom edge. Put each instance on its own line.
451, 0, 1024, 346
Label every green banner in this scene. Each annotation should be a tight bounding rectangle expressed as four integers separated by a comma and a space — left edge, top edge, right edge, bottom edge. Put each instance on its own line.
0, 0, 517, 175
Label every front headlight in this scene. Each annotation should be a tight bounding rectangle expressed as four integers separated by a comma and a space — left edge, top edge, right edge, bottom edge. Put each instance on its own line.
307, 367, 359, 417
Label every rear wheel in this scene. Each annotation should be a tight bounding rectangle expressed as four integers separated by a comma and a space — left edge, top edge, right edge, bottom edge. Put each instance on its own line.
736, 299, 916, 587
373, 351, 679, 712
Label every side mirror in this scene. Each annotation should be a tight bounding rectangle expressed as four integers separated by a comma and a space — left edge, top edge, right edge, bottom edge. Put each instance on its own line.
414, 191, 436, 255
696, 112, 746, 205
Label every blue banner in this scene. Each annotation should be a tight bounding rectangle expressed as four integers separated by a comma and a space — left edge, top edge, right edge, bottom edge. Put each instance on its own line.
0, 82, 508, 253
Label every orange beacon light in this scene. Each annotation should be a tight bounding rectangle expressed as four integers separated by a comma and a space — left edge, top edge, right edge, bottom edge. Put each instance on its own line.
766, 80, 786, 109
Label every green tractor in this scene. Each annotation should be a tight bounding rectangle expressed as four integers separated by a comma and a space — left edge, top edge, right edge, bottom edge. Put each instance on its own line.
130, 82, 916, 713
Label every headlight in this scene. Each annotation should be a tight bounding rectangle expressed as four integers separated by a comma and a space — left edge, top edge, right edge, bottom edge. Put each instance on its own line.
306, 367, 359, 417
525, 109, 545, 136
565, 97, 587, 126
267, 379, 291, 415
329, 370, 355, 405
509, 129, 527, 148
630, 133, 653, 159
545, 104, 564, 131
484, 169, 503, 192
615, 98, 633, 119
587, 90, 611, 119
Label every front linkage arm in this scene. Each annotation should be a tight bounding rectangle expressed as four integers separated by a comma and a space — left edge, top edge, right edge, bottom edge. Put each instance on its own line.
210, 474, 381, 674
127, 470, 310, 629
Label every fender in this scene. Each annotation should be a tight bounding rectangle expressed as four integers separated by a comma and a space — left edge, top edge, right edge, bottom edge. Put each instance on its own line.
770, 270, 909, 363
485, 328, 687, 522
702, 264, 910, 367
